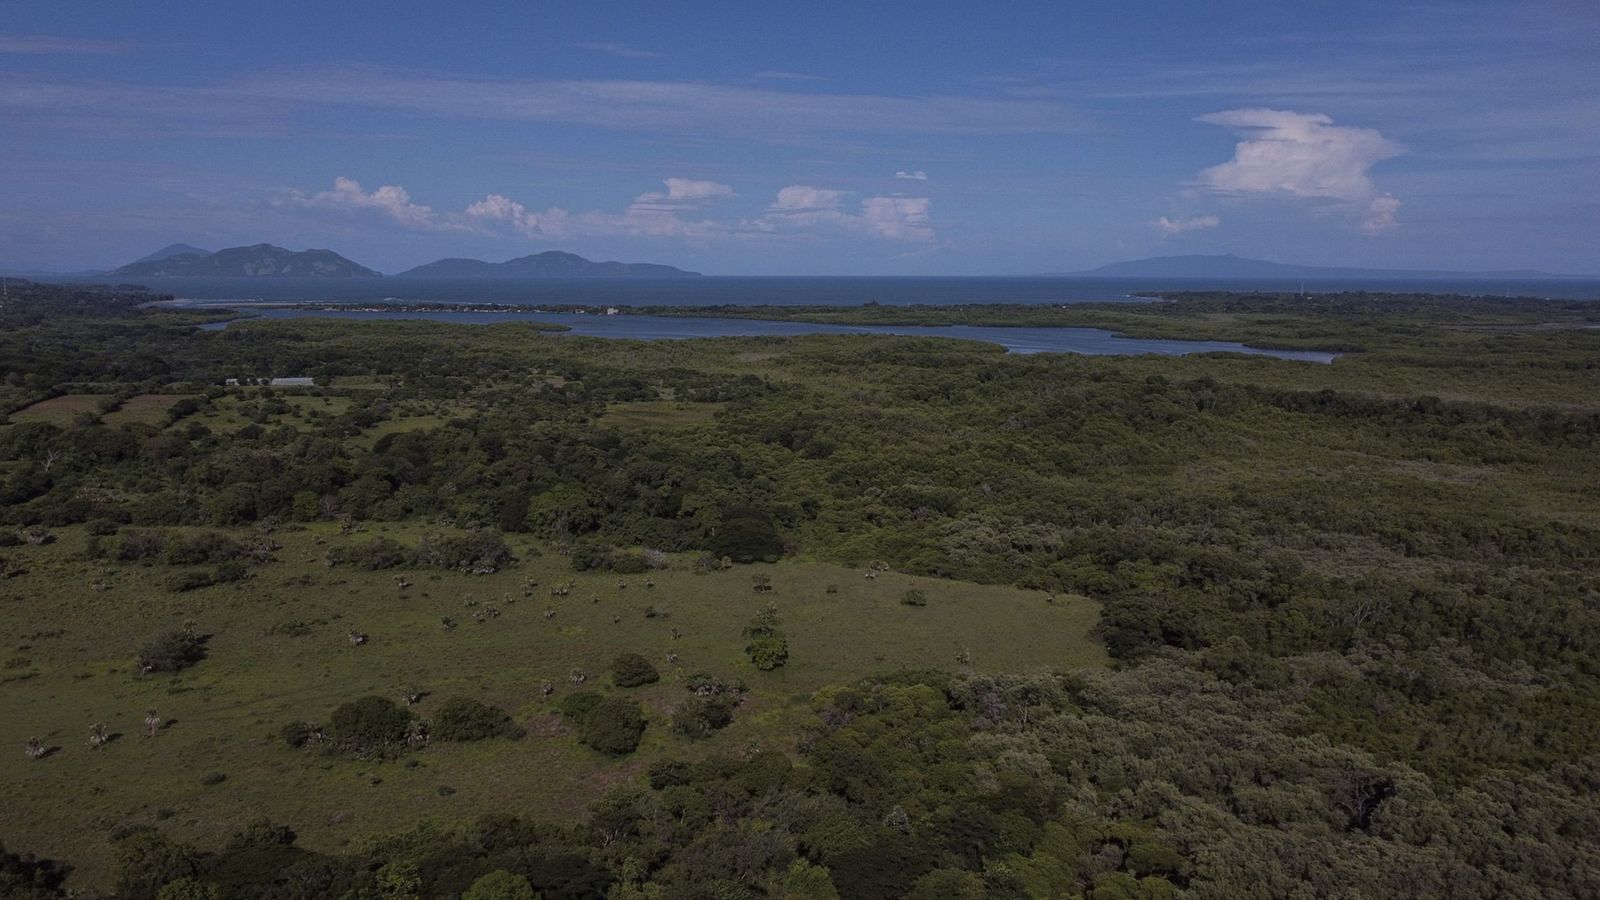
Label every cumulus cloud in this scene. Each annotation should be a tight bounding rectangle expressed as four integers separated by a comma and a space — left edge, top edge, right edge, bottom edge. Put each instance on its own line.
895, 170, 928, 181
763, 186, 934, 242
631, 178, 735, 210
286, 177, 443, 229
1152, 214, 1221, 235
283, 176, 932, 243
1196, 108, 1404, 234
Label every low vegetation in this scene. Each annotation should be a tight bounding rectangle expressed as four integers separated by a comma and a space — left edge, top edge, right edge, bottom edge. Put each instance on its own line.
1, 281, 1597, 897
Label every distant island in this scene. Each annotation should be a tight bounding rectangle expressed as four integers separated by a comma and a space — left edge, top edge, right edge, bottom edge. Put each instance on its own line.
110, 244, 381, 278
396, 250, 700, 278
1062, 254, 1579, 280
131, 243, 211, 264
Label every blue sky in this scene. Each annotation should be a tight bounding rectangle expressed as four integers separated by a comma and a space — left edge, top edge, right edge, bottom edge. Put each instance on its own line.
1, 0, 1596, 274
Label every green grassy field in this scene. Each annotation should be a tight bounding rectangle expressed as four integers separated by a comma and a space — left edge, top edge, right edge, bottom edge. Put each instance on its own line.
0, 524, 1103, 890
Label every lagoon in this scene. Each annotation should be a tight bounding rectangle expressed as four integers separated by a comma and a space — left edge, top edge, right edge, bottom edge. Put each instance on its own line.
191, 305, 1338, 363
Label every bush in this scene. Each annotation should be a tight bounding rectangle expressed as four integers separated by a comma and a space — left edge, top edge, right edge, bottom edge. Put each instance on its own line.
610, 653, 660, 688
900, 589, 928, 607
557, 691, 603, 724
136, 629, 207, 673
432, 697, 525, 742
581, 697, 647, 755
279, 721, 320, 748
745, 634, 790, 671
671, 695, 737, 740
328, 696, 412, 754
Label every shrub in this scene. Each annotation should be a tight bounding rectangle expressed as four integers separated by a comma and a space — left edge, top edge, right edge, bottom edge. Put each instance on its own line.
745, 634, 790, 671
610, 653, 660, 688
671, 695, 737, 740
279, 721, 320, 748
328, 696, 413, 754
581, 697, 647, 755
86, 518, 121, 536
743, 608, 789, 671
136, 629, 207, 673
165, 571, 216, 593
900, 589, 928, 607
557, 691, 603, 724
113, 828, 201, 900
432, 697, 525, 742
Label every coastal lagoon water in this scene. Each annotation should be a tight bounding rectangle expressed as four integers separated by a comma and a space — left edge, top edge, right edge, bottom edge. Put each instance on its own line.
194, 305, 1339, 363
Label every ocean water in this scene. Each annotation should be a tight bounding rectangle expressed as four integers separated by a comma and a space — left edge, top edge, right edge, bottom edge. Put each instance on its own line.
195, 306, 1339, 363
95, 274, 1600, 305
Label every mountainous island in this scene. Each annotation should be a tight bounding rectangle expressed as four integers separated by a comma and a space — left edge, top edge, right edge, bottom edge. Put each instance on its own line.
1065, 253, 1576, 280
396, 250, 700, 278
110, 244, 381, 278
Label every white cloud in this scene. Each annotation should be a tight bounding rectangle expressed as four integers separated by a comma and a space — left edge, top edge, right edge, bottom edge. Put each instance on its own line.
1196, 108, 1404, 234
631, 177, 735, 209
286, 177, 443, 229
283, 176, 932, 244
895, 170, 928, 180
1152, 214, 1221, 235
769, 186, 848, 211
763, 186, 934, 242
1361, 194, 1401, 234
463, 194, 570, 237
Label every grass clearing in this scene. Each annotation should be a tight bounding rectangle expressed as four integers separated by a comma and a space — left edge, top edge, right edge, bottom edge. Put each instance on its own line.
102, 394, 194, 428
599, 400, 725, 430
0, 524, 1103, 890
7, 394, 113, 425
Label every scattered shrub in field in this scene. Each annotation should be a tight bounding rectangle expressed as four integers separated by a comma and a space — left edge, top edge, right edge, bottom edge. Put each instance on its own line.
414, 530, 512, 573
900, 589, 928, 607
685, 672, 748, 698
432, 697, 526, 742
328, 531, 513, 574
225, 817, 296, 850
136, 629, 207, 674
557, 691, 603, 724
671, 695, 737, 740
743, 606, 789, 671
279, 721, 322, 748
199, 772, 226, 786
327, 537, 409, 570
610, 652, 660, 688
328, 696, 413, 755
86, 518, 121, 536
580, 696, 647, 755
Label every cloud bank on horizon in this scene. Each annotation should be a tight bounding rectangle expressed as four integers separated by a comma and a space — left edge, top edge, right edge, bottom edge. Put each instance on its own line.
0, 1, 1593, 274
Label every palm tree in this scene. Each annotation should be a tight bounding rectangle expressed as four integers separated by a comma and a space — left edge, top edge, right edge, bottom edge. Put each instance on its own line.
89, 723, 109, 749
144, 708, 161, 737
25, 737, 45, 759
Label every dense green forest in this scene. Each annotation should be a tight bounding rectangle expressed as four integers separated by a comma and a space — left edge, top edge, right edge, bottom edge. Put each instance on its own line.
1, 281, 1597, 899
